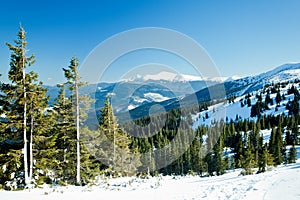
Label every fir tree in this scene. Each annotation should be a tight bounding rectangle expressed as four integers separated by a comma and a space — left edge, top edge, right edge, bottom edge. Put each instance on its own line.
286, 97, 299, 116
52, 57, 95, 184
258, 147, 267, 173
63, 56, 82, 185
213, 137, 225, 176
288, 145, 297, 163
246, 95, 251, 107
98, 97, 140, 176
241, 138, 255, 175
1, 26, 47, 187
275, 90, 282, 105
265, 92, 272, 105
273, 124, 283, 165
233, 132, 244, 168
52, 84, 77, 184
33, 112, 57, 184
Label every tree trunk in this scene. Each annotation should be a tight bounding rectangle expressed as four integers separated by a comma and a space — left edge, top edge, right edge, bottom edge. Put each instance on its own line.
29, 116, 34, 181
22, 39, 29, 185
75, 79, 80, 185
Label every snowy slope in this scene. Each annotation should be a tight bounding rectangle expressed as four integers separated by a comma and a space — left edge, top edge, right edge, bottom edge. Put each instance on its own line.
192, 80, 300, 128
231, 63, 300, 95
253, 63, 300, 84
1, 157, 300, 200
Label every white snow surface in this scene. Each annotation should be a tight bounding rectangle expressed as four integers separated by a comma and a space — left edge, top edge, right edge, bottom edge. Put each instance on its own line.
144, 92, 170, 102
128, 63, 300, 84
235, 63, 300, 85
192, 81, 300, 128
127, 104, 137, 110
1, 159, 300, 200
124, 71, 238, 83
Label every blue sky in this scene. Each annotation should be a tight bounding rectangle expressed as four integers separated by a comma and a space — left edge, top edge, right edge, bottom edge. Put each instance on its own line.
1, 0, 300, 85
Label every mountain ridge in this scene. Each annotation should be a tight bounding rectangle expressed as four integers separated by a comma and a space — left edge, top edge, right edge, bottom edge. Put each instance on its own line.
119, 63, 300, 121
44, 62, 300, 122
121, 70, 241, 83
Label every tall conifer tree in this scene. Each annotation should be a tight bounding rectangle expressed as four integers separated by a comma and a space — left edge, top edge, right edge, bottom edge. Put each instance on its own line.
1, 26, 48, 187
63, 56, 84, 185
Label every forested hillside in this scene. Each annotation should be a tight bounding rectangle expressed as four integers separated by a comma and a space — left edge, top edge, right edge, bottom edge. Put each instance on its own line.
0, 27, 299, 192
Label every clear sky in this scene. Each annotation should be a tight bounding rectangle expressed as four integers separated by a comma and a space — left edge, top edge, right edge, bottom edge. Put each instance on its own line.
1, 0, 300, 85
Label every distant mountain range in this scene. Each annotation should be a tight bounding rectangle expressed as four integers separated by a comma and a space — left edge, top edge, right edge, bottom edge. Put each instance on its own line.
45, 63, 300, 123
117, 63, 300, 121
46, 71, 238, 110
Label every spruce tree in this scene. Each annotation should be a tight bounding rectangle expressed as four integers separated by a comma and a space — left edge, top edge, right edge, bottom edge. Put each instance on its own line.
50, 57, 94, 185
204, 152, 214, 176
52, 84, 76, 184
98, 97, 140, 176
257, 142, 275, 173
274, 124, 283, 165
193, 127, 205, 176
33, 112, 57, 184
27, 78, 50, 183
275, 90, 282, 105
1, 26, 48, 187
213, 136, 225, 176
258, 148, 267, 173
234, 132, 243, 168
268, 128, 276, 154
288, 145, 297, 163
241, 138, 255, 175
63, 56, 82, 185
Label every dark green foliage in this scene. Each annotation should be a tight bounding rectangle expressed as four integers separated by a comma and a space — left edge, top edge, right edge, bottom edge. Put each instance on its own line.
274, 125, 283, 165
258, 146, 267, 173
2, 25, 300, 190
53, 57, 96, 185
288, 145, 297, 163
98, 97, 141, 176
0, 26, 49, 188
286, 97, 299, 116
275, 90, 282, 105
233, 132, 243, 168
265, 92, 272, 105
287, 85, 299, 96
213, 138, 225, 176
246, 94, 251, 107
51, 83, 77, 183
241, 144, 255, 175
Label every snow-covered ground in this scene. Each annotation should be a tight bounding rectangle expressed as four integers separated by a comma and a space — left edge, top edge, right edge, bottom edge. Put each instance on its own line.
1, 158, 300, 200
192, 81, 300, 128
3, 65, 300, 199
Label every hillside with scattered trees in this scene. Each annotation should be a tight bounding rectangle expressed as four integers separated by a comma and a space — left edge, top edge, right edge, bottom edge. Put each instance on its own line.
0, 27, 299, 192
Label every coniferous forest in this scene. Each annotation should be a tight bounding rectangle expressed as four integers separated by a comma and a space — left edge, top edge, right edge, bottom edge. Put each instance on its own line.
0, 27, 299, 191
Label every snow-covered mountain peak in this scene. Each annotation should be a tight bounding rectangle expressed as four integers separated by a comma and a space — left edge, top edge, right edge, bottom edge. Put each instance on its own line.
235, 63, 300, 87
122, 71, 236, 83
143, 71, 190, 82
272, 62, 300, 73
258, 63, 300, 81
122, 71, 202, 82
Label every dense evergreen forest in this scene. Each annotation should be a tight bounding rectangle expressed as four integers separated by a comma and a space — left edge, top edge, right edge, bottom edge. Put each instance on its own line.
0, 27, 299, 191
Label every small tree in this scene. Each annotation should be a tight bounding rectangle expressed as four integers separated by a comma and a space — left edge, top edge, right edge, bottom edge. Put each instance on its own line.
213, 137, 225, 176
257, 144, 275, 173
241, 139, 255, 175
288, 145, 297, 163
275, 90, 282, 105
98, 97, 140, 176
